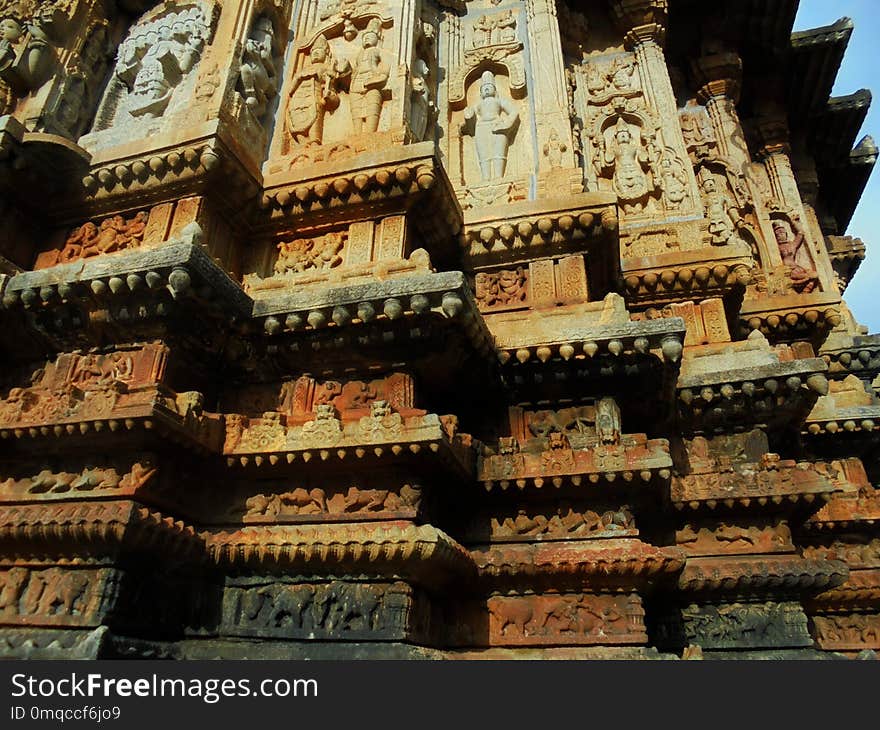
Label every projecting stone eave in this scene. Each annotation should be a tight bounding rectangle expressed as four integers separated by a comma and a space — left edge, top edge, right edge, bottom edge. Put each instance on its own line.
788, 18, 854, 121
471, 538, 686, 592
201, 521, 478, 590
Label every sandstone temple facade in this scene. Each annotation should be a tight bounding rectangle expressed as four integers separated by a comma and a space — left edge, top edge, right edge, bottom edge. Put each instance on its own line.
0, 0, 877, 660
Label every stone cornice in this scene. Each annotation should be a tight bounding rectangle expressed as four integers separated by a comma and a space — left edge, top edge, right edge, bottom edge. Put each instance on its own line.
678, 555, 848, 597
202, 522, 475, 586
472, 538, 684, 585
0, 500, 203, 561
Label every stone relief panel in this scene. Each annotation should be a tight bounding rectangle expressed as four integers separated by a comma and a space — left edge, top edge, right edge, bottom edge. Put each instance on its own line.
488, 503, 635, 541
35, 210, 150, 268
274, 0, 420, 167
473, 255, 589, 313
234, 481, 422, 523
83, 2, 219, 150
227, 2, 294, 152
242, 212, 436, 292
222, 580, 413, 640
678, 602, 812, 650
488, 593, 646, 646
0, 568, 117, 628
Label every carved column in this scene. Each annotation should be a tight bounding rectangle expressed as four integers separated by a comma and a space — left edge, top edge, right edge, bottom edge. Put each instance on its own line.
615, 2, 701, 217
525, 0, 575, 171
694, 52, 749, 173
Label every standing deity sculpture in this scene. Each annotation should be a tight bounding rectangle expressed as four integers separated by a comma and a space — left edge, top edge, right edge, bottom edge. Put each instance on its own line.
460, 70, 520, 181
240, 16, 278, 120
349, 18, 389, 134
595, 118, 656, 213
287, 34, 350, 146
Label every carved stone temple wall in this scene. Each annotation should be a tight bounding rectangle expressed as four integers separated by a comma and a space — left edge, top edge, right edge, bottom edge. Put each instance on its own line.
0, 0, 877, 659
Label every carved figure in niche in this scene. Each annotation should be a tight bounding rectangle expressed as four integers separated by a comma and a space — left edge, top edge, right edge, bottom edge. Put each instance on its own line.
543, 128, 567, 168
700, 173, 744, 246
274, 232, 345, 274
287, 34, 350, 146
240, 16, 278, 120
0, 5, 58, 94
680, 106, 714, 152
410, 58, 435, 142
461, 71, 520, 181
772, 217, 818, 293
596, 118, 656, 214
659, 153, 688, 210
349, 19, 389, 134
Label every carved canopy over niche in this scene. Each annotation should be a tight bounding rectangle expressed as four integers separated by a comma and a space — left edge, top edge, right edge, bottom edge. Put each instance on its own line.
84, 1, 219, 148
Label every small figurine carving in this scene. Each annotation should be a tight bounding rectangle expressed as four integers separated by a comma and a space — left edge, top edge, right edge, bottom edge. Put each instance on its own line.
287, 34, 350, 146
772, 217, 819, 293
461, 70, 520, 181
543, 128, 567, 168
596, 397, 622, 445
596, 118, 656, 213
701, 173, 744, 246
240, 16, 278, 120
410, 58, 435, 142
349, 19, 389, 134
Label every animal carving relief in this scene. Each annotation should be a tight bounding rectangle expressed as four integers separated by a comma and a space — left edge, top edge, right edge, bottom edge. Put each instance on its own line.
0, 568, 103, 625
682, 602, 810, 648
492, 505, 635, 539
91, 3, 216, 133
488, 594, 643, 645
228, 581, 407, 638
243, 483, 420, 520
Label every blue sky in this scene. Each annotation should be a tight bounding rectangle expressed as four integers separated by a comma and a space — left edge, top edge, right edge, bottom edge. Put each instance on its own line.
794, 0, 879, 332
